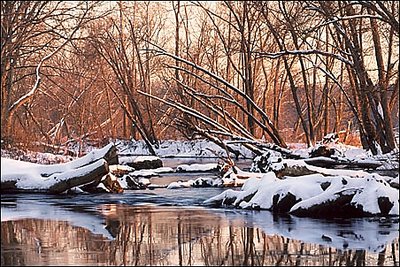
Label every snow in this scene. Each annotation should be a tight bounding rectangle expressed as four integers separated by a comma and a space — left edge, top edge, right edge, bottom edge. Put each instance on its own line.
205, 188, 240, 203
153, 167, 174, 173
288, 140, 398, 171
221, 166, 263, 187
167, 180, 194, 189
323, 133, 338, 141
390, 175, 399, 185
139, 177, 151, 185
1, 144, 114, 191
134, 156, 160, 162
96, 181, 110, 192
1, 148, 73, 164
67, 186, 85, 194
176, 163, 218, 172
1, 143, 113, 179
128, 170, 160, 177
350, 176, 399, 215
128, 167, 174, 177
377, 102, 384, 119
109, 164, 135, 172
271, 158, 392, 180
238, 173, 329, 210
234, 177, 262, 207
2, 140, 398, 218
63, 143, 113, 170
118, 155, 161, 165
50, 159, 106, 184
117, 176, 128, 189
192, 177, 224, 187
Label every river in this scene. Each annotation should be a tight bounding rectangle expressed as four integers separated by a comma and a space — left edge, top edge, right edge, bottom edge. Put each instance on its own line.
1, 158, 399, 266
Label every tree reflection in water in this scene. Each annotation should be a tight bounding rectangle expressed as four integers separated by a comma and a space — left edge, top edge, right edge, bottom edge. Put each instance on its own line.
1, 204, 399, 266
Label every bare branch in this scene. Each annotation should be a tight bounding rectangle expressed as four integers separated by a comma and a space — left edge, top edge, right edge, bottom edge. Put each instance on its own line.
254, 49, 354, 66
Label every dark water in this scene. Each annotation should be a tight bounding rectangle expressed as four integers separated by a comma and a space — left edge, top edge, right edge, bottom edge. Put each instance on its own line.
1, 158, 399, 266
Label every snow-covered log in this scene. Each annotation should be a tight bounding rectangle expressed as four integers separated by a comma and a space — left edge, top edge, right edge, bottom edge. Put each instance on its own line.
48, 159, 108, 193
31, 143, 118, 177
250, 150, 396, 179
304, 156, 383, 169
1, 143, 118, 193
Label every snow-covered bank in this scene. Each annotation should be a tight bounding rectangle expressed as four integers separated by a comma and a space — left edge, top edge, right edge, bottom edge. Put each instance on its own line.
2, 138, 398, 171
204, 170, 399, 217
115, 139, 255, 158
0, 139, 255, 164
205, 142, 399, 218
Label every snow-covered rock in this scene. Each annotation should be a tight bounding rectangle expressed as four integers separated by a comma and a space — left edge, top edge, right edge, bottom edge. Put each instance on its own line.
119, 155, 163, 169
221, 166, 263, 187
109, 164, 135, 177
118, 174, 148, 190
166, 180, 194, 189
192, 177, 223, 187
176, 163, 219, 172
250, 150, 283, 173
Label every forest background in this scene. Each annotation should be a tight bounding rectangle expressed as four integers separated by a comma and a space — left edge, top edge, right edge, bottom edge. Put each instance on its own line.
1, 1, 399, 156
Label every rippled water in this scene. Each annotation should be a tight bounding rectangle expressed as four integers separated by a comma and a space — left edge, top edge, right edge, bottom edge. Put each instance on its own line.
1, 160, 399, 266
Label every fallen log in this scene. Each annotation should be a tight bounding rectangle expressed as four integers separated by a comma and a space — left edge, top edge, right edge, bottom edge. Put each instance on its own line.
1, 143, 119, 194
304, 156, 383, 169
37, 143, 118, 177
48, 159, 109, 194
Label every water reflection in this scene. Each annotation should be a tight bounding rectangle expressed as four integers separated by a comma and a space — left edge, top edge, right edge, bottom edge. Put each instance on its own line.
219, 209, 399, 253
1, 204, 399, 266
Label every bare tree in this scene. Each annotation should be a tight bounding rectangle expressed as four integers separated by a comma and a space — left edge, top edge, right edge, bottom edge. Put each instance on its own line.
1, 1, 103, 146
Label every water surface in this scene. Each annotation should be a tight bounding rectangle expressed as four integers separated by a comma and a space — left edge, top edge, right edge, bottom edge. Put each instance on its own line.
1, 186, 399, 266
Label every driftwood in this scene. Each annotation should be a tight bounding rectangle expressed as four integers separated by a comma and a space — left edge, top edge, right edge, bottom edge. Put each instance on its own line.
1, 143, 119, 194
